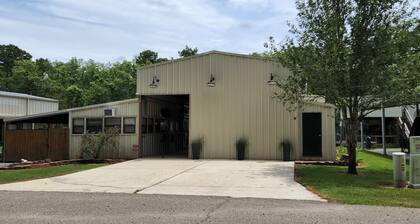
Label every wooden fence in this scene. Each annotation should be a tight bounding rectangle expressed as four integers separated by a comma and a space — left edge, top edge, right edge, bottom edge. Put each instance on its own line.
5, 128, 69, 162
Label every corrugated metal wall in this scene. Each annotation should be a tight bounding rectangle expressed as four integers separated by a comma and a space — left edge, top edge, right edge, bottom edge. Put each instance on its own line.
137, 52, 336, 160
27, 99, 58, 115
68, 100, 139, 159
0, 96, 58, 118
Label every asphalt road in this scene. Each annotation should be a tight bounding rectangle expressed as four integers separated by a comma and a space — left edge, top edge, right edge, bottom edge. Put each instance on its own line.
0, 191, 419, 224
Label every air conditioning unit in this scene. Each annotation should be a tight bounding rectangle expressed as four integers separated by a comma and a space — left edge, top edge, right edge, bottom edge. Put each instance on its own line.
104, 108, 116, 117
409, 137, 420, 188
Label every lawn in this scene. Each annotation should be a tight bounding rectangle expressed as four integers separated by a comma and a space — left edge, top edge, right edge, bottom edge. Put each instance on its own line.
0, 163, 105, 184
296, 150, 420, 208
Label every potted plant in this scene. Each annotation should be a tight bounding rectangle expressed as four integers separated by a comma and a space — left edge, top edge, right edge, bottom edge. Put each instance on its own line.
280, 139, 292, 161
191, 138, 203, 159
236, 137, 248, 160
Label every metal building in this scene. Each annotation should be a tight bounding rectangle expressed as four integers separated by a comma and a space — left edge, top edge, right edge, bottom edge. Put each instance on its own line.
0, 91, 59, 160
137, 51, 336, 160
3, 99, 139, 162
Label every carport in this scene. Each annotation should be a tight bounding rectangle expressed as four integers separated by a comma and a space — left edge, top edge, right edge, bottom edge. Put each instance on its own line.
3, 111, 69, 162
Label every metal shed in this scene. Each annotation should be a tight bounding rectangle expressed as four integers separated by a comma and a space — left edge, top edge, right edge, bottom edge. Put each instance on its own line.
3, 99, 139, 162
137, 51, 336, 161
0, 91, 59, 161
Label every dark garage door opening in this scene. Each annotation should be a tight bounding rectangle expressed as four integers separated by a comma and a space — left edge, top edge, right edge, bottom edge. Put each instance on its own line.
140, 95, 189, 158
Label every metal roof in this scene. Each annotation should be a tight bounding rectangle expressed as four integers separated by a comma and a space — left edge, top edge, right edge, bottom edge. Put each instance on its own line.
136, 50, 276, 71
3, 98, 138, 123
0, 91, 58, 102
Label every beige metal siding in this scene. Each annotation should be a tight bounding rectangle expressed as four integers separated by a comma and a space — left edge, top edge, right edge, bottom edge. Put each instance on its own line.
27, 99, 59, 115
0, 96, 58, 118
68, 100, 139, 159
0, 96, 27, 117
137, 52, 336, 160
299, 103, 337, 161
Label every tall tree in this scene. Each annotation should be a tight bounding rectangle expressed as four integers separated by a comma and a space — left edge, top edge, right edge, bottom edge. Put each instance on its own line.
135, 50, 167, 66
0, 44, 32, 74
268, 0, 418, 174
178, 45, 198, 58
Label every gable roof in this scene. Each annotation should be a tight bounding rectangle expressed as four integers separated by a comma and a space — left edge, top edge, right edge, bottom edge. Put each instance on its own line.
137, 50, 275, 71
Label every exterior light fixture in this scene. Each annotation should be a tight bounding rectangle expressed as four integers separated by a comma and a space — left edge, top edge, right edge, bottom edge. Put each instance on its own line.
149, 76, 159, 88
267, 73, 276, 86
207, 74, 215, 87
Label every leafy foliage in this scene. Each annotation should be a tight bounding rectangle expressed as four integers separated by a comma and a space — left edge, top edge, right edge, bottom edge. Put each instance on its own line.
80, 127, 120, 159
134, 50, 168, 66
0, 46, 194, 109
265, 0, 419, 174
178, 45, 198, 58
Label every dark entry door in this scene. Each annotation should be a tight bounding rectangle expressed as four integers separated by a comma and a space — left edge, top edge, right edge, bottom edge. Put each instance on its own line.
302, 113, 322, 157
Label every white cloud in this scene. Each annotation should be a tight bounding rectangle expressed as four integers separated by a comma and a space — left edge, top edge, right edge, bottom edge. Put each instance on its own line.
0, 0, 297, 62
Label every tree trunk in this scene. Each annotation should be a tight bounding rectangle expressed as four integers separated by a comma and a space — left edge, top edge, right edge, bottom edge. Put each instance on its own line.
344, 116, 358, 175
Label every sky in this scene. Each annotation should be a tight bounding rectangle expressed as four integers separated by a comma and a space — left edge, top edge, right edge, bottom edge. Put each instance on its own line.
0, 0, 297, 63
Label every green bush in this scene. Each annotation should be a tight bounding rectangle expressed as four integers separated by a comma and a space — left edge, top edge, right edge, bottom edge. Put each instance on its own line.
191, 137, 203, 160
80, 127, 120, 159
236, 137, 248, 160
336, 146, 347, 161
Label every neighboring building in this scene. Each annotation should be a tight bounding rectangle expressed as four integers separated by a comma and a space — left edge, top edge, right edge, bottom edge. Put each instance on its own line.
3, 51, 337, 162
3, 99, 138, 162
361, 105, 419, 149
0, 91, 58, 160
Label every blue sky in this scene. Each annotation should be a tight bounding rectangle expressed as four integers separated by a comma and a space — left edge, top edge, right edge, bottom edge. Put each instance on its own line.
0, 0, 297, 62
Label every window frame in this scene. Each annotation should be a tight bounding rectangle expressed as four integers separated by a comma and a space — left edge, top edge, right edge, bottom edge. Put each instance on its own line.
86, 118, 103, 134
72, 118, 85, 134
104, 117, 122, 133
123, 117, 136, 134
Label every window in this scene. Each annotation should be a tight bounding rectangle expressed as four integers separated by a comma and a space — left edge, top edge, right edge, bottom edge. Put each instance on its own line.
34, 123, 48, 130
124, 117, 136, 134
7, 124, 17, 130
86, 118, 103, 133
20, 123, 33, 130
105, 117, 121, 133
72, 118, 84, 134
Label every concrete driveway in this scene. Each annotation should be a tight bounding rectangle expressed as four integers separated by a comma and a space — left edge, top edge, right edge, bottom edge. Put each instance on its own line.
0, 159, 323, 201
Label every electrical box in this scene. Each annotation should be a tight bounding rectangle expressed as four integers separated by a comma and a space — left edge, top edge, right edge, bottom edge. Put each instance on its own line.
409, 137, 420, 188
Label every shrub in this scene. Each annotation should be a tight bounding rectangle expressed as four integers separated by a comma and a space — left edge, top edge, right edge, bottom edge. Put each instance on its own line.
336, 146, 347, 161
280, 139, 292, 161
236, 137, 248, 160
80, 127, 120, 159
191, 137, 203, 159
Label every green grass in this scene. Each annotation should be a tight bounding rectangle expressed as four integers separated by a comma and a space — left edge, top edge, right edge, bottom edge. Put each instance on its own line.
0, 163, 105, 184
296, 150, 420, 208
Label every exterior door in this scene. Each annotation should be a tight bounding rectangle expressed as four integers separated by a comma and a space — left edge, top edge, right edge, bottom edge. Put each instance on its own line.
302, 113, 322, 157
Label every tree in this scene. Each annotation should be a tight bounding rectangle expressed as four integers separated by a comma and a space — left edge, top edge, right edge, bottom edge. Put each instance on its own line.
135, 50, 167, 66
178, 45, 198, 58
0, 44, 32, 74
268, 0, 418, 174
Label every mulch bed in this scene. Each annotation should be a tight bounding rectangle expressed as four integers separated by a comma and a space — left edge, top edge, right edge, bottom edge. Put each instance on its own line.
295, 160, 348, 166
0, 159, 126, 170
